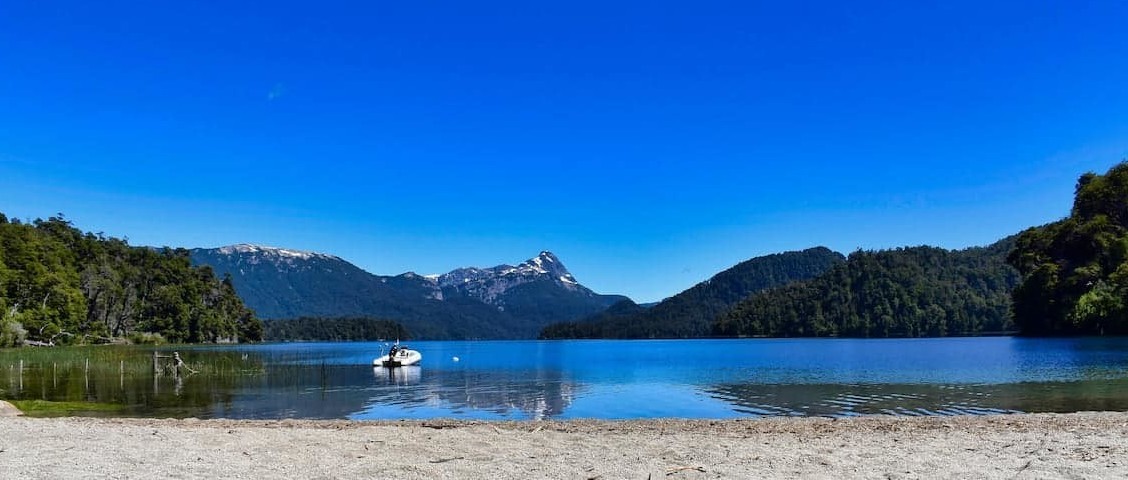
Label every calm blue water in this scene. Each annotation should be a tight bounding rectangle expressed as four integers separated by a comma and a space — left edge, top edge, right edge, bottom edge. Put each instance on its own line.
177, 337, 1128, 420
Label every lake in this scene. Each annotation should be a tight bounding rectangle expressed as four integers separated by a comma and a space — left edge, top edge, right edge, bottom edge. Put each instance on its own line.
2, 337, 1127, 420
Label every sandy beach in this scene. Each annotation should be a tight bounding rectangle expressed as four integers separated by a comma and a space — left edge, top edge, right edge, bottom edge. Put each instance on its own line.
0, 411, 1125, 479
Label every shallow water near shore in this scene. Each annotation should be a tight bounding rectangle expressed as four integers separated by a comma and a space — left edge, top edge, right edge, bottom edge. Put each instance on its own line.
2, 337, 1127, 420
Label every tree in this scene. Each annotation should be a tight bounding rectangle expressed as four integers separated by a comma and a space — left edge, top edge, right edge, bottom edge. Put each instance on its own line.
0, 210, 263, 345
541, 248, 845, 339
1008, 161, 1128, 335
714, 239, 1020, 338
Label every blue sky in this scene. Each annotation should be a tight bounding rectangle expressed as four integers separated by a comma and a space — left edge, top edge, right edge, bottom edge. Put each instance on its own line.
2, 1, 1127, 303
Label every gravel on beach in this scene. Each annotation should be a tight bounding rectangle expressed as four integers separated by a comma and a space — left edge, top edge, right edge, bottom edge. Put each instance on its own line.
1, 410, 1126, 479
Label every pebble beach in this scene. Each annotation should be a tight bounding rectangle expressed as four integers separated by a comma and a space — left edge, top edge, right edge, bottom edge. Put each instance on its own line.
1, 407, 1126, 479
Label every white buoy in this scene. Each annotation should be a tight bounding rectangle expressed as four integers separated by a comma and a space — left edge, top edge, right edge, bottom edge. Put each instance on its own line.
452, 356, 460, 362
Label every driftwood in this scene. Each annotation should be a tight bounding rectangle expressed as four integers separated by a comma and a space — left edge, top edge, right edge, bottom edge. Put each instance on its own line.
82, 334, 126, 345
427, 456, 465, 464
153, 351, 197, 377
665, 466, 706, 475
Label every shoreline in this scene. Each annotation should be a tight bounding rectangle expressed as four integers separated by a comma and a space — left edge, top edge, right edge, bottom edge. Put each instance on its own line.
1, 411, 1126, 479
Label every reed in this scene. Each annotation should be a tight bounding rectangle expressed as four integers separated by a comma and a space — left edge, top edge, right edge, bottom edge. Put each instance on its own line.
0, 344, 349, 418
0, 345, 267, 379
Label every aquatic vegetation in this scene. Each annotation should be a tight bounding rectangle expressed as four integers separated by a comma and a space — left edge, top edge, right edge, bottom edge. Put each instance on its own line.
0, 345, 268, 379
10, 399, 127, 417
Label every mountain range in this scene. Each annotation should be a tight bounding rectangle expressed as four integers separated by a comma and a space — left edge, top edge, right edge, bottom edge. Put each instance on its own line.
191, 240, 1021, 341
539, 247, 847, 339
540, 239, 1020, 340
6, 163, 1116, 345
189, 245, 625, 339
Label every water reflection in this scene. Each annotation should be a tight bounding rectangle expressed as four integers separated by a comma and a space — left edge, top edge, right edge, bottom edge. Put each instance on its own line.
373, 366, 421, 386
1, 359, 248, 418
708, 377, 1128, 418
707, 383, 1020, 417
3, 338, 1128, 419
353, 368, 582, 420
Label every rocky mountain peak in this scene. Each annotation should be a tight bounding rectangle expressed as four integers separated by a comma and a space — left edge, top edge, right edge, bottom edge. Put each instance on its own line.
190, 244, 626, 336
518, 251, 575, 284
433, 251, 583, 304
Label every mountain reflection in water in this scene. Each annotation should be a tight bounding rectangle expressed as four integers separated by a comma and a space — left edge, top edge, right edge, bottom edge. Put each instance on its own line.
3, 338, 1128, 419
355, 367, 580, 420
708, 378, 1128, 418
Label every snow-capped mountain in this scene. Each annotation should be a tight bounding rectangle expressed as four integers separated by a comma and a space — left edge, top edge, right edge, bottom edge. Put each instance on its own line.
433, 251, 582, 304
215, 244, 340, 263
189, 244, 408, 321
207, 244, 342, 272
189, 245, 628, 339
416, 251, 623, 324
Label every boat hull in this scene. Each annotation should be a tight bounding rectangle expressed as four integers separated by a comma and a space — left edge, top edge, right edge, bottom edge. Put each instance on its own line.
373, 349, 422, 367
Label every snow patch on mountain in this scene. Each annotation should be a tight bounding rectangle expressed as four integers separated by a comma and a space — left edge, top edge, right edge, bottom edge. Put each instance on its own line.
204, 245, 595, 306
210, 244, 341, 269
433, 251, 584, 304
217, 244, 338, 260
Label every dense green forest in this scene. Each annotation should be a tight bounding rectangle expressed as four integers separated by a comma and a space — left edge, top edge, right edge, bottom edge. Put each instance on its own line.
0, 213, 262, 347
1009, 161, 1128, 335
540, 247, 846, 339
538, 299, 648, 339
713, 238, 1020, 337
263, 316, 409, 342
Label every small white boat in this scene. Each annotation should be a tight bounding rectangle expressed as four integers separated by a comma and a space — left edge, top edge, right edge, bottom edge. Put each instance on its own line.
373, 343, 422, 367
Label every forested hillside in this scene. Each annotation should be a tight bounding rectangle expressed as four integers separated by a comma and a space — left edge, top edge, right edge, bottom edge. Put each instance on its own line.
538, 299, 648, 339
540, 247, 846, 339
0, 213, 262, 347
263, 316, 409, 342
1009, 161, 1128, 335
192, 246, 624, 339
713, 238, 1019, 337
